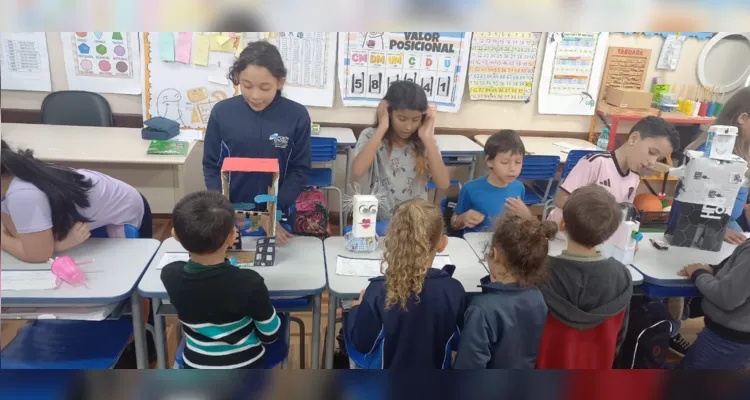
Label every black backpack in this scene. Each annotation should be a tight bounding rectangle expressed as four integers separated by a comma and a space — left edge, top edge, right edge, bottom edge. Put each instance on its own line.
615, 297, 672, 369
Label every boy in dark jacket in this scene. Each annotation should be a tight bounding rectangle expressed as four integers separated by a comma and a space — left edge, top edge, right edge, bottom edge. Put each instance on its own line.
541, 185, 633, 362
454, 214, 554, 369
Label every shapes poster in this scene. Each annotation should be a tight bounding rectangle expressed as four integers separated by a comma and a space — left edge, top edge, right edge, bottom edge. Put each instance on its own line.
468, 32, 541, 101
244, 32, 337, 108
60, 32, 141, 94
538, 32, 610, 116
337, 32, 472, 112
0, 32, 52, 92
141, 32, 240, 129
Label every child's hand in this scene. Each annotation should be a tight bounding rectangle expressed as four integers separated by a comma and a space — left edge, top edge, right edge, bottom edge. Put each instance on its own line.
351, 289, 366, 307
678, 263, 712, 277
460, 210, 485, 228
506, 198, 532, 219
724, 229, 746, 245
55, 222, 91, 252
376, 100, 390, 132
417, 104, 437, 141
259, 215, 293, 245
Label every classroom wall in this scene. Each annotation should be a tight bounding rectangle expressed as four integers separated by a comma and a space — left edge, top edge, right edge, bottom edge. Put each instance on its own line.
2, 32, 747, 136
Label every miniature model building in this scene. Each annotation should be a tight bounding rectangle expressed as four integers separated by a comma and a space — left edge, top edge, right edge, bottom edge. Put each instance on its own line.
221, 157, 280, 266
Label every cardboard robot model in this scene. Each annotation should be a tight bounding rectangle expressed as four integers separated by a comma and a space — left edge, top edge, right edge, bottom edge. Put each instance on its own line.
221, 157, 280, 266
601, 203, 643, 266
346, 195, 380, 252
665, 127, 748, 252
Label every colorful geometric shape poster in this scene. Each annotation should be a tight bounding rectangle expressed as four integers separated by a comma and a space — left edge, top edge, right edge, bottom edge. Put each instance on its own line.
337, 32, 472, 112
60, 32, 141, 94
468, 32, 541, 101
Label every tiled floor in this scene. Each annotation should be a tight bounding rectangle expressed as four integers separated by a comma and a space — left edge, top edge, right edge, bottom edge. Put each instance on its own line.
1, 216, 704, 368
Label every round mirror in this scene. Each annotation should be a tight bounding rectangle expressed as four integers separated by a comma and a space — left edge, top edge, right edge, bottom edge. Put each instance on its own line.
697, 32, 750, 93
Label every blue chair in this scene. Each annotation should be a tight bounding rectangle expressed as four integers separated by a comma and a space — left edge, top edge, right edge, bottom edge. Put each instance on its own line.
540, 150, 603, 220
174, 314, 290, 369
345, 328, 461, 369
310, 136, 343, 237
518, 155, 560, 206
1, 224, 143, 369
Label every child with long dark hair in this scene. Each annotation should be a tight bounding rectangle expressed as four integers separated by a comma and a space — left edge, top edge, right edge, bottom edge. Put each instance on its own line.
351, 81, 450, 219
1, 140, 151, 262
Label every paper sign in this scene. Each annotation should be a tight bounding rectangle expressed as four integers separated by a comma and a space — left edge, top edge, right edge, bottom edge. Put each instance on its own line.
158, 32, 175, 62
335, 255, 454, 277
193, 34, 210, 66
175, 32, 192, 64
209, 34, 235, 53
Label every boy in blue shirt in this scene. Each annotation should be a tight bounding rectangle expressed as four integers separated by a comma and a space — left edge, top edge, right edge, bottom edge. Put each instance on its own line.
451, 130, 530, 233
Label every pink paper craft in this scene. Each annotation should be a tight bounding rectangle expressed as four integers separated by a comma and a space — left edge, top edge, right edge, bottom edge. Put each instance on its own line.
175, 32, 193, 64
50, 256, 92, 288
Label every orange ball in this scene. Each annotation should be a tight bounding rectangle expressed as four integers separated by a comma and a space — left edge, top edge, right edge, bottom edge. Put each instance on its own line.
634, 193, 664, 212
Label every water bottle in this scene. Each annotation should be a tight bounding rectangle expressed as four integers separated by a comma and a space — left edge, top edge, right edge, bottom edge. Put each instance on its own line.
597, 128, 610, 151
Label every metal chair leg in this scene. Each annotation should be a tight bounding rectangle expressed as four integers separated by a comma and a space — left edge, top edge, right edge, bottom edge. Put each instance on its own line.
289, 316, 306, 369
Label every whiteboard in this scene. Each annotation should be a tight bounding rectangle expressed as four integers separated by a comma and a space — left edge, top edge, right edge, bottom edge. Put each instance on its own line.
538, 32, 609, 116
141, 32, 240, 129
243, 32, 337, 108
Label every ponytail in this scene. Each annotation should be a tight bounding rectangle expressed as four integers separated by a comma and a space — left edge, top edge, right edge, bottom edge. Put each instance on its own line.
1, 140, 93, 240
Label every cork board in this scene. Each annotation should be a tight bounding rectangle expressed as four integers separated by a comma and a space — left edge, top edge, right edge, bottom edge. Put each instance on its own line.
598, 47, 651, 103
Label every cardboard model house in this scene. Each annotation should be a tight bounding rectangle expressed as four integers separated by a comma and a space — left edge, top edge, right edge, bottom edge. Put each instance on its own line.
221, 157, 280, 266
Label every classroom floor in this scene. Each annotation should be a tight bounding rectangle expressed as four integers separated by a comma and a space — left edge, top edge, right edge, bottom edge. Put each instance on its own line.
0, 216, 704, 368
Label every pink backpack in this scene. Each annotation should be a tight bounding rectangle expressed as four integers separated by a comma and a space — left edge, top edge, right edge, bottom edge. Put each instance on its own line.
295, 188, 330, 238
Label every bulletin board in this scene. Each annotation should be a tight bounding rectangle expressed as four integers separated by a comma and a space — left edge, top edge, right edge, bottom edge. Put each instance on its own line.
141, 32, 241, 129
598, 47, 651, 103
538, 32, 610, 116
337, 32, 472, 113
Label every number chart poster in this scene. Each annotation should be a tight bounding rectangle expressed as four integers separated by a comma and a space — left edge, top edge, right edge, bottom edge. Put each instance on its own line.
468, 32, 541, 102
337, 32, 472, 112
141, 32, 240, 129
60, 32, 141, 94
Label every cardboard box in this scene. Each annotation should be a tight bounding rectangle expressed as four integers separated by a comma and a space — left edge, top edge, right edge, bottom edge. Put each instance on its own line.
605, 87, 653, 109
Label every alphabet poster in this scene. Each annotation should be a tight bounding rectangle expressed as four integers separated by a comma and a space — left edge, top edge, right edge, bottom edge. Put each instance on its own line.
243, 32, 337, 107
60, 32, 141, 94
337, 32, 472, 112
141, 32, 240, 129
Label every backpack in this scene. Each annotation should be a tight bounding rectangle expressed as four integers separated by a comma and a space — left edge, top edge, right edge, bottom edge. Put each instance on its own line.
615, 297, 672, 369
294, 188, 330, 238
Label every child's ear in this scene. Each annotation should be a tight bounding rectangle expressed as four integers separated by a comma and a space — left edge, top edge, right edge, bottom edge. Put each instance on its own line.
224, 227, 238, 248
559, 219, 567, 233
437, 235, 449, 253
485, 155, 493, 169
738, 112, 749, 125
171, 228, 179, 242
628, 131, 641, 145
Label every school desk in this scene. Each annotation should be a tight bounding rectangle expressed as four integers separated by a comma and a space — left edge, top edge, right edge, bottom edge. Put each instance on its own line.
463, 232, 644, 285
629, 232, 749, 297
323, 236, 489, 369
473, 135, 598, 164
1, 123, 204, 214
436, 134, 484, 180
1, 238, 161, 369
137, 236, 327, 369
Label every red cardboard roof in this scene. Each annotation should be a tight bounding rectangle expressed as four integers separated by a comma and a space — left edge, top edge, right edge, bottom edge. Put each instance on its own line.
221, 157, 279, 173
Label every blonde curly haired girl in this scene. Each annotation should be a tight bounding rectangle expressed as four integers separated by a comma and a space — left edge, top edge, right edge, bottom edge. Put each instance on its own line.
344, 199, 467, 368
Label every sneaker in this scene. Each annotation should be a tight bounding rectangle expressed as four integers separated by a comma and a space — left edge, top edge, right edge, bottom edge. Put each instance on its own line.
669, 333, 692, 357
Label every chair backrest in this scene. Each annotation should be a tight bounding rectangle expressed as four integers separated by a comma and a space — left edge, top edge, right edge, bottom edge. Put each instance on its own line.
311, 137, 338, 163
519, 155, 560, 180
562, 150, 604, 179
536, 311, 625, 369
89, 224, 140, 239
41, 91, 114, 127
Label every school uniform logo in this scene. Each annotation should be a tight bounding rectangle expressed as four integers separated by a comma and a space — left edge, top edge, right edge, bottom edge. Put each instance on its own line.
269, 133, 289, 149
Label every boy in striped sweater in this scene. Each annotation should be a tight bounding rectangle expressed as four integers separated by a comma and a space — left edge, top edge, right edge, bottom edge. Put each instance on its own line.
161, 191, 280, 369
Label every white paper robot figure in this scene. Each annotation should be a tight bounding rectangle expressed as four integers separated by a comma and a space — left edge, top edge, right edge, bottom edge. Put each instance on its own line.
353, 195, 378, 238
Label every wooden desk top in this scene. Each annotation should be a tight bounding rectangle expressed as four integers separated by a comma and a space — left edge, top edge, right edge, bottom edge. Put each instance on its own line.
1, 123, 196, 165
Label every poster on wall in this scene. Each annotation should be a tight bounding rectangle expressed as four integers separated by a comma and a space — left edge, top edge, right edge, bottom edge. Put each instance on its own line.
468, 32, 541, 101
337, 32, 472, 112
243, 32, 337, 107
60, 32, 142, 95
141, 32, 240, 129
0, 32, 52, 92
538, 32, 610, 115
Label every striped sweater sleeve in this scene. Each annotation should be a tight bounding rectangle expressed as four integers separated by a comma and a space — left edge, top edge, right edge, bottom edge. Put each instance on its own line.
247, 279, 281, 344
